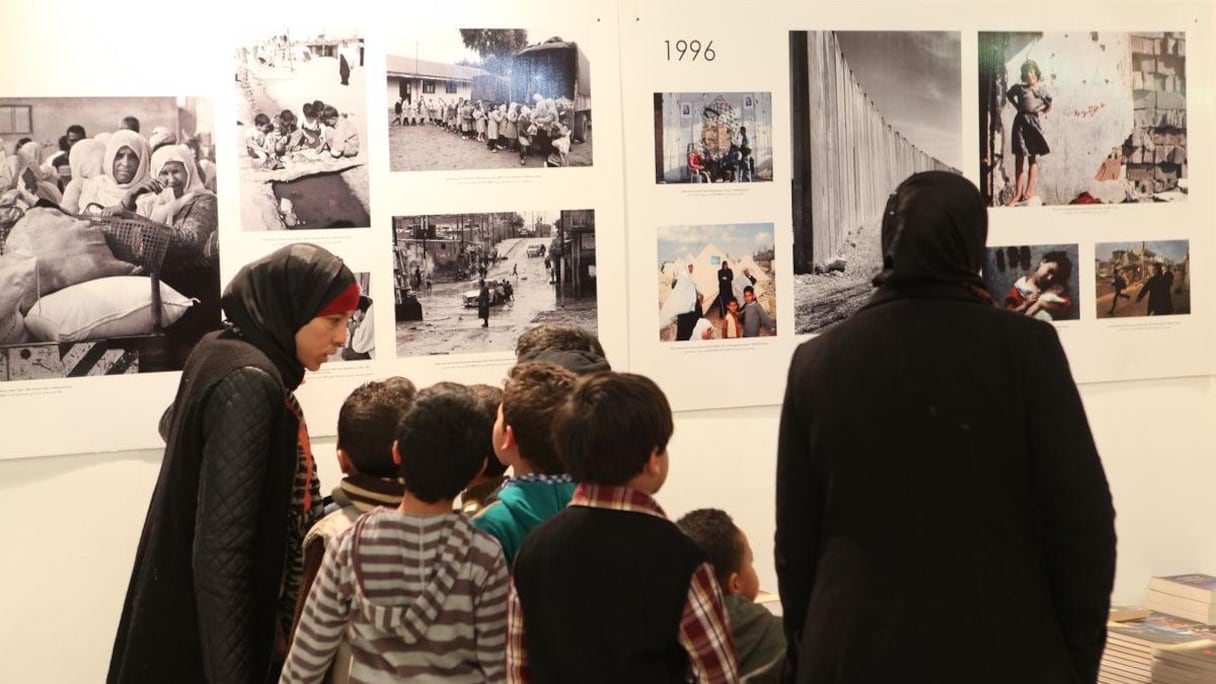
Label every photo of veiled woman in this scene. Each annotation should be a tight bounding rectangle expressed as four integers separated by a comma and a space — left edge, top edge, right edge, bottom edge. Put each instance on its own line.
0, 96, 219, 381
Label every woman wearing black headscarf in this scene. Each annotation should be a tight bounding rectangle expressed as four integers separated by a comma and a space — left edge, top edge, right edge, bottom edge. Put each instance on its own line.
775, 172, 1116, 684
109, 243, 361, 684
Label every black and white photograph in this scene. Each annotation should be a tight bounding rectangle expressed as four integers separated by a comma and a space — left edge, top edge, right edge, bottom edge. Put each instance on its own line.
789, 31, 962, 334
1096, 240, 1190, 318
234, 27, 370, 230
657, 223, 777, 342
386, 28, 593, 171
980, 32, 1188, 207
391, 209, 597, 356
653, 92, 773, 183
0, 96, 220, 381
983, 244, 1081, 322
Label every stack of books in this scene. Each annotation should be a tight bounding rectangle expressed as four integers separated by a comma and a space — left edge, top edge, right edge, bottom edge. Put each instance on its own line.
1100, 611, 1216, 684
1149, 574, 1216, 626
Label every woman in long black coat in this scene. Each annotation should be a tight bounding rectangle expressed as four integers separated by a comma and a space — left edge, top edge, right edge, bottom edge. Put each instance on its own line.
108, 243, 360, 683
775, 172, 1116, 684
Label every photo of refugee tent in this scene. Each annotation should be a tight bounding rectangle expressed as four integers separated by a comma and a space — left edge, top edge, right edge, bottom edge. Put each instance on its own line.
789, 30, 962, 334
234, 28, 370, 229
1095, 240, 1190, 318
983, 244, 1081, 322
387, 28, 592, 171
392, 209, 597, 355
980, 31, 1188, 207
0, 96, 220, 381
653, 92, 773, 183
657, 223, 777, 342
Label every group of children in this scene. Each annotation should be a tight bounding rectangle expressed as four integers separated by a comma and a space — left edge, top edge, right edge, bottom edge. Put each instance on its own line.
247, 100, 360, 170
280, 322, 784, 683
392, 94, 574, 167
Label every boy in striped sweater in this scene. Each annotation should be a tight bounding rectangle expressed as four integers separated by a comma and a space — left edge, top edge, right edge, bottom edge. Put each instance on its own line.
282, 384, 509, 683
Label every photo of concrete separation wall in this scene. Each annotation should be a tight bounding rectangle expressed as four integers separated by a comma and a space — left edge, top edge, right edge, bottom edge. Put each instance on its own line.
789, 31, 962, 334
979, 31, 1187, 207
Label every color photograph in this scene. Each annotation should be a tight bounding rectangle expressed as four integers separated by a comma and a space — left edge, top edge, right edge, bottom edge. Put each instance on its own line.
980, 31, 1187, 207
653, 92, 773, 183
386, 28, 592, 171
234, 27, 370, 230
1096, 240, 1190, 318
984, 244, 1081, 321
789, 31, 962, 334
392, 210, 597, 355
657, 223, 776, 342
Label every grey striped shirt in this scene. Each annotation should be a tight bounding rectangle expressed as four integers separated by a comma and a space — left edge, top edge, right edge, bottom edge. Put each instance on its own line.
281, 509, 509, 683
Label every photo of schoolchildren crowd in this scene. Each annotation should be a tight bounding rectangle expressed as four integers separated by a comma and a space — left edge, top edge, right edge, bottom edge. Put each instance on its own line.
234, 29, 370, 229
0, 96, 220, 381
980, 31, 1188, 207
654, 92, 773, 183
657, 223, 778, 342
1095, 240, 1190, 318
983, 244, 1081, 322
386, 28, 593, 171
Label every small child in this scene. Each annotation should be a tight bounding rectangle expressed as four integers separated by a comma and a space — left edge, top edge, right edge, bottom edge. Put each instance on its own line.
740, 285, 776, 337
677, 509, 785, 683
1005, 59, 1052, 205
288, 377, 417, 682
300, 101, 324, 148
282, 384, 508, 683
544, 123, 571, 168
246, 113, 275, 162
507, 372, 738, 682
472, 362, 578, 565
320, 106, 360, 159
721, 296, 742, 338
460, 383, 509, 515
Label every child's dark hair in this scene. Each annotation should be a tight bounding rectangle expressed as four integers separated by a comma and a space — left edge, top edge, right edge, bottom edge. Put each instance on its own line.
725, 295, 738, 307
503, 362, 578, 474
337, 377, 418, 477
122, 116, 141, 133
58, 135, 70, 152
66, 124, 86, 138
396, 384, 494, 503
254, 113, 271, 128
302, 102, 315, 118
321, 105, 340, 121
676, 508, 744, 587
553, 372, 673, 485
312, 100, 325, 113
1041, 250, 1072, 284
279, 109, 298, 130
515, 322, 606, 360
743, 285, 755, 296
468, 383, 507, 478
1020, 60, 1042, 81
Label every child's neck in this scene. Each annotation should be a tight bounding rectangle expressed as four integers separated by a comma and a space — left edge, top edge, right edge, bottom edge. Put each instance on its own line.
397, 491, 454, 516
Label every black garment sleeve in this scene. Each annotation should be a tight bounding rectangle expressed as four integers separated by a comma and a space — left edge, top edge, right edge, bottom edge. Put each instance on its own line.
1025, 324, 1117, 684
774, 345, 824, 680
192, 367, 284, 684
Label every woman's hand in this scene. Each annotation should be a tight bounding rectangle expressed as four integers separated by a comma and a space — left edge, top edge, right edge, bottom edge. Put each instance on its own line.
120, 178, 164, 210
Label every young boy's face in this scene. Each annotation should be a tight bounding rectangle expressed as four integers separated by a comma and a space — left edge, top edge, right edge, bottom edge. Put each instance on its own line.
744, 290, 756, 304
727, 300, 739, 314
735, 528, 761, 601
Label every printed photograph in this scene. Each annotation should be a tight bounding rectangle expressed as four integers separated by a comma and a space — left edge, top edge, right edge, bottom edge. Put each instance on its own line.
980, 32, 1187, 207
657, 223, 776, 342
1095, 240, 1190, 318
234, 27, 370, 230
653, 92, 773, 183
983, 244, 1081, 321
392, 209, 597, 355
386, 28, 592, 171
0, 96, 219, 381
789, 31, 962, 334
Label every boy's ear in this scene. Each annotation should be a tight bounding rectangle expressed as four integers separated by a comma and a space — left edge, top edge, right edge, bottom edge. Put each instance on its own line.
645, 448, 664, 476
725, 571, 742, 596
391, 440, 402, 466
500, 423, 518, 452
337, 448, 353, 475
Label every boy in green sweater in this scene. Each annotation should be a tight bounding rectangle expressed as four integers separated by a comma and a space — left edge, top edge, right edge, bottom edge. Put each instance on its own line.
472, 361, 578, 565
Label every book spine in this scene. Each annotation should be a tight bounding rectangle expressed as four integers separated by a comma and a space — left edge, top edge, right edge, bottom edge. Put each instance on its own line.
1150, 576, 1216, 603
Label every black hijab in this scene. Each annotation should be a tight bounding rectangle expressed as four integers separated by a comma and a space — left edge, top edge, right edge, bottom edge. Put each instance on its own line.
871, 171, 989, 299
220, 243, 356, 389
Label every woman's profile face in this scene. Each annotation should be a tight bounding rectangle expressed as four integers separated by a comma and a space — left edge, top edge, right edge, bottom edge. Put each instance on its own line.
158, 161, 188, 193
294, 312, 352, 372
113, 146, 140, 183
1035, 259, 1060, 284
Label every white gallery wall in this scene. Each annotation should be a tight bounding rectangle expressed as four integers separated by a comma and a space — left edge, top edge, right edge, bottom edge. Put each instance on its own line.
1, 0, 1215, 682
